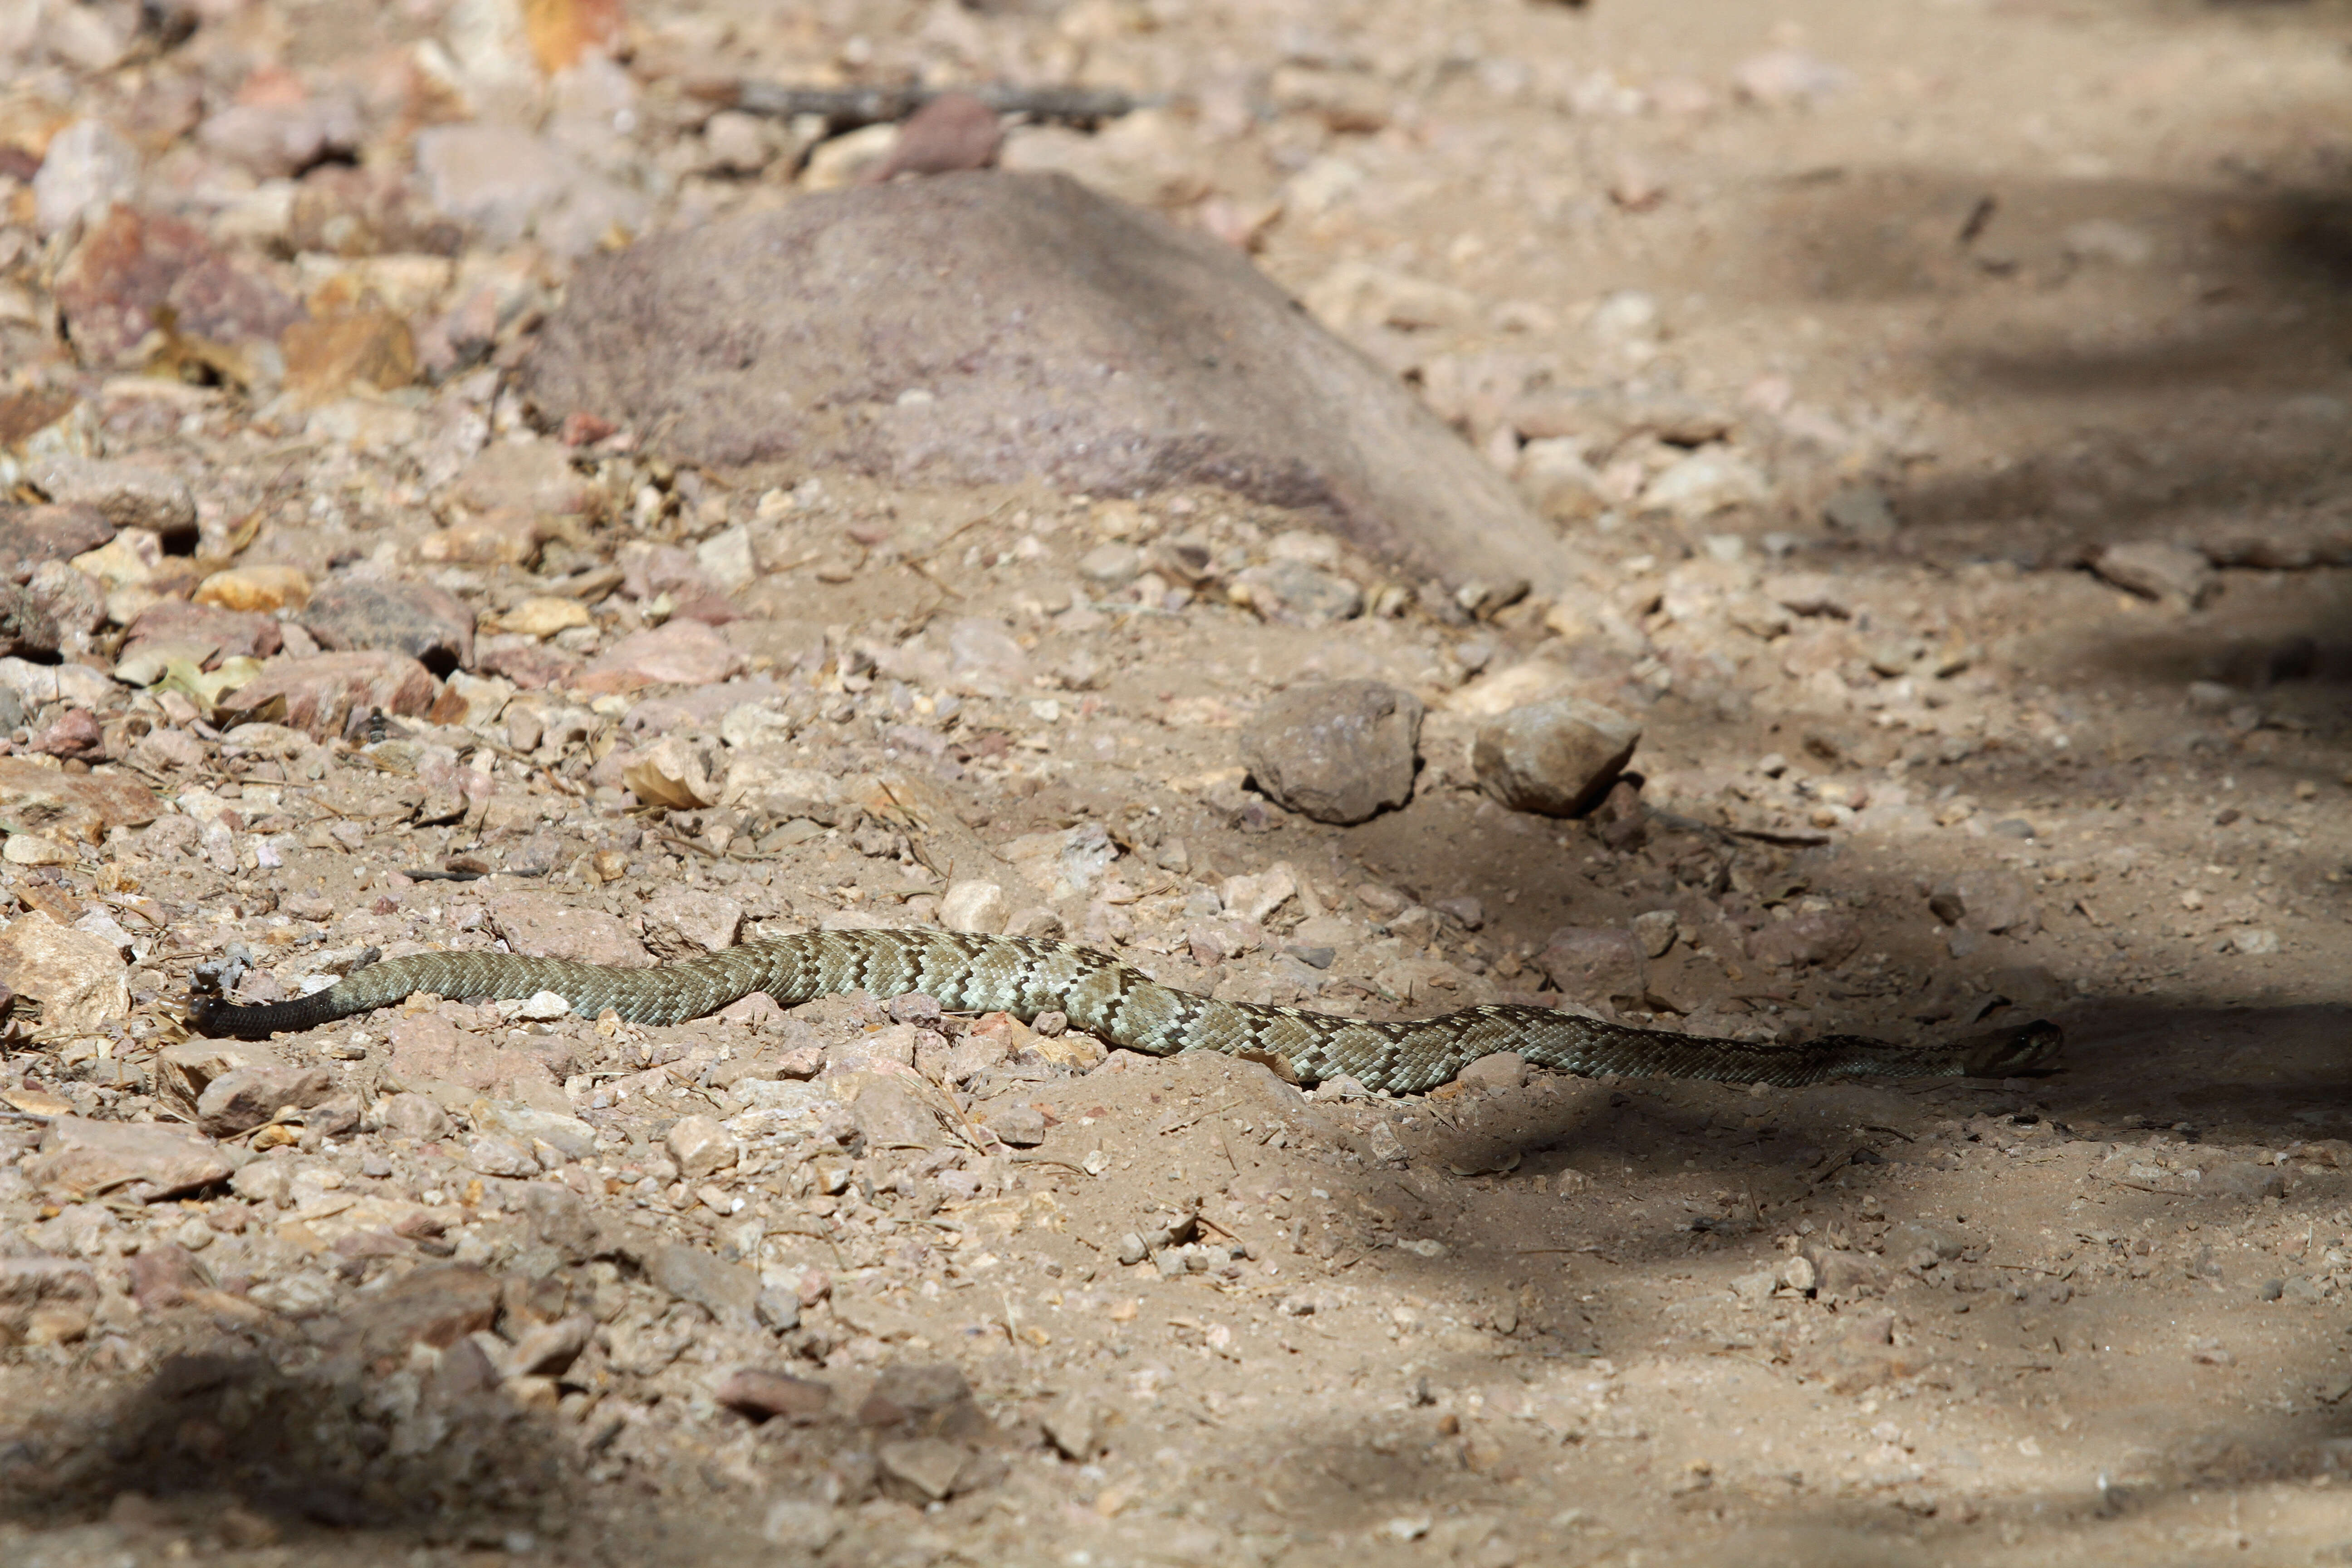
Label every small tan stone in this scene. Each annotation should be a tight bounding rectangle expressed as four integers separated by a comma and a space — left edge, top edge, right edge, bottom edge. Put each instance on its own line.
503, 596, 591, 638
195, 564, 313, 613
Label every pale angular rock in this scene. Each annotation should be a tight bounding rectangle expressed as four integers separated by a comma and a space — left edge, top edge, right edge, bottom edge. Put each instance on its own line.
1950, 871, 2040, 937
462, 1133, 539, 1178
0, 914, 127, 1033
1538, 927, 1646, 1002
1444, 660, 1576, 719
155, 1039, 277, 1116
643, 887, 744, 956
982, 1103, 1047, 1147
666, 1114, 737, 1179
447, 441, 593, 517
1472, 699, 1641, 817
1639, 447, 1769, 520
940, 880, 1007, 935
1456, 1053, 1528, 1093
643, 1242, 757, 1321
0, 657, 112, 716
472, 1100, 596, 1160
1240, 680, 1422, 825
488, 893, 652, 967
195, 564, 313, 612
414, 123, 652, 257
33, 121, 140, 237
1219, 865, 1297, 924
1632, 909, 1679, 959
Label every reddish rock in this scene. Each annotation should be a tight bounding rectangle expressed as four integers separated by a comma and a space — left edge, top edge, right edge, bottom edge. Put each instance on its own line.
387, 1012, 500, 1093
0, 756, 160, 842
29, 708, 103, 759
126, 1244, 209, 1311
303, 577, 475, 676
24, 457, 195, 534
580, 619, 746, 692
0, 505, 115, 564
215, 650, 441, 740
53, 205, 302, 374
26, 1117, 230, 1200
120, 598, 284, 664
719, 1368, 835, 1423
866, 93, 1004, 183
341, 1264, 501, 1358
488, 892, 652, 967
477, 641, 582, 691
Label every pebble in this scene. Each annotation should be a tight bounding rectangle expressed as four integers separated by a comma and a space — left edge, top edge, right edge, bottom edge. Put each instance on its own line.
1631, 909, 1679, 959
1231, 560, 1365, 626
1239, 680, 1423, 825
414, 122, 650, 257
982, 1103, 1048, 1147
1471, 698, 1642, 818
489, 892, 653, 967
31, 118, 139, 236
1747, 908, 1862, 970
1639, 447, 1768, 520
2092, 540, 2214, 608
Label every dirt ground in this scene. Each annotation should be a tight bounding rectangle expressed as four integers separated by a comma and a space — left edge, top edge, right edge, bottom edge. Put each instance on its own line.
8, 0, 2352, 1565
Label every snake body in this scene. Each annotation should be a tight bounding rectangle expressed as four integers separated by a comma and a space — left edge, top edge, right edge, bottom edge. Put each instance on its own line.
187, 930, 2060, 1092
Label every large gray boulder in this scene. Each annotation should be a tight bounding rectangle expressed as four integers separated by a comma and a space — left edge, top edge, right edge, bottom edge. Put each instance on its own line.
523, 171, 1567, 594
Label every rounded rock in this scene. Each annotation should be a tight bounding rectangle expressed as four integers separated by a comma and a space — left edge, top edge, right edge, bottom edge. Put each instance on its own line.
1239, 679, 1423, 826
1472, 697, 1640, 818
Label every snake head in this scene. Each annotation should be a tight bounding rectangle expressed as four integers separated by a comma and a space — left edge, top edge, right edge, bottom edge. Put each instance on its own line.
1958, 1018, 2065, 1078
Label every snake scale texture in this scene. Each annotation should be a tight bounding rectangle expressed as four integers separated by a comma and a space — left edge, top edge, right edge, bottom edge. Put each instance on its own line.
186, 930, 2062, 1093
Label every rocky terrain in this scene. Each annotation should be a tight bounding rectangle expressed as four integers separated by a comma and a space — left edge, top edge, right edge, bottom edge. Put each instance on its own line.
5, 0, 2352, 1566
